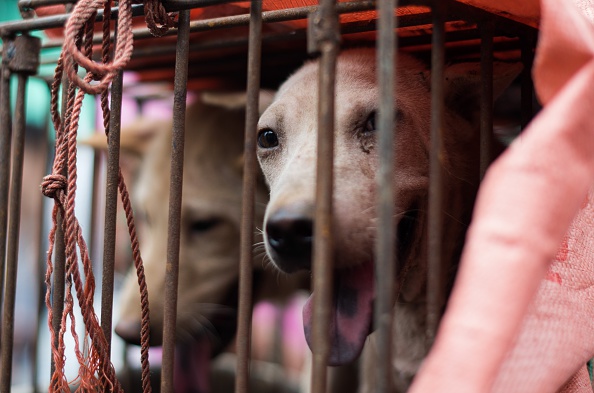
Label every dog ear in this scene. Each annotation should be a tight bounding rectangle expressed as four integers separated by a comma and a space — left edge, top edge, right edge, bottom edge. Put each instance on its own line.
443, 61, 523, 123
80, 117, 166, 181
200, 90, 275, 115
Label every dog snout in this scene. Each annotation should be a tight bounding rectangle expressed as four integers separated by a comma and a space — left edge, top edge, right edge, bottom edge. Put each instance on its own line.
114, 319, 143, 346
265, 206, 313, 273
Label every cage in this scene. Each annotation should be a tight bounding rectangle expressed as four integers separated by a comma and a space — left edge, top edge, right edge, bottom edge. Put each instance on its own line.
0, 0, 592, 392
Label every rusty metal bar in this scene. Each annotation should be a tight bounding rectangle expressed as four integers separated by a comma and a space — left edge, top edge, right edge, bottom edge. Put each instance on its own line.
2, 0, 375, 45
18, 0, 75, 9
521, 35, 534, 130
0, 71, 28, 392
308, 1, 340, 392
479, 22, 494, 179
33, 114, 52, 393
0, 41, 12, 343
100, 68, 124, 345
426, 0, 445, 345
161, 8, 190, 393
375, 0, 396, 391
235, 2, 263, 392
0, 3, 145, 36
17, 0, 234, 10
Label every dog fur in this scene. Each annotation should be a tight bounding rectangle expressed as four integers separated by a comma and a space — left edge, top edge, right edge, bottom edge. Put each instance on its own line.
257, 48, 520, 392
94, 92, 309, 392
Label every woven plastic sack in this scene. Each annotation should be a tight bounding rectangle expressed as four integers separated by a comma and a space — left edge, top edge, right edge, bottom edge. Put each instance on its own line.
409, 0, 594, 392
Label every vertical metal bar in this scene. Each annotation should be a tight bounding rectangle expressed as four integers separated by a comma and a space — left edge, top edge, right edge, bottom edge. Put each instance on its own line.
521, 35, 534, 130
33, 115, 51, 393
0, 72, 27, 392
50, 71, 71, 377
426, 0, 445, 345
235, 1, 262, 392
374, 0, 396, 392
479, 22, 494, 179
0, 39, 13, 342
161, 9, 190, 393
100, 68, 123, 345
310, 1, 339, 393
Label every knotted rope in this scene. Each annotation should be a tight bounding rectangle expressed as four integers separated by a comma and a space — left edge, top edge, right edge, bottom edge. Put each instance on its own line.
41, 0, 175, 391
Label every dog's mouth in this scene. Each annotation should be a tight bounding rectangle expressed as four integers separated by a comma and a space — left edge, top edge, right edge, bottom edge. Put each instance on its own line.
302, 206, 420, 366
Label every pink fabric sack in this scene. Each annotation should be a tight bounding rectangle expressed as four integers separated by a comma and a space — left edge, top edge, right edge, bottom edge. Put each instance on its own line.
409, 0, 594, 392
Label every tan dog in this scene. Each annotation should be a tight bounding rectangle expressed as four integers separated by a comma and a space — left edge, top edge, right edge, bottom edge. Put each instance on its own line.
90, 92, 309, 392
257, 48, 520, 392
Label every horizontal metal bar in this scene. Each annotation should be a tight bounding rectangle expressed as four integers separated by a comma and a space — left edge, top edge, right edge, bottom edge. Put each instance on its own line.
128, 9, 425, 59
0, 3, 145, 36
17, 0, 236, 11
18, 0, 76, 10
1, 0, 375, 57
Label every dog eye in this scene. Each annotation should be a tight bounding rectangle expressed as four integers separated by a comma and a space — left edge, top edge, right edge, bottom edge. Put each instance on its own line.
363, 112, 376, 134
189, 218, 221, 234
257, 129, 279, 149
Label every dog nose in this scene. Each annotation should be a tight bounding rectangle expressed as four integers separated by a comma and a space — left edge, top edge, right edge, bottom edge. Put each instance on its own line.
114, 319, 142, 345
266, 208, 313, 273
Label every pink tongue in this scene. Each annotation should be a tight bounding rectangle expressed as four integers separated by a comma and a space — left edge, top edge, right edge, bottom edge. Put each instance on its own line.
174, 339, 211, 393
303, 262, 374, 366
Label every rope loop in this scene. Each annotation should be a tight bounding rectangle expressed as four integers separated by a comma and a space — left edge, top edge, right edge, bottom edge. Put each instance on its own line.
63, 0, 134, 94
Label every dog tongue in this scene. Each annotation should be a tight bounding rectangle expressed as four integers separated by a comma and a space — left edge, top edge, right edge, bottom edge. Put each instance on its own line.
174, 339, 211, 393
303, 262, 374, 366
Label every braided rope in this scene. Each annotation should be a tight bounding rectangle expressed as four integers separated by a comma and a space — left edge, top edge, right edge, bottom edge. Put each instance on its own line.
41, 0, 173, 390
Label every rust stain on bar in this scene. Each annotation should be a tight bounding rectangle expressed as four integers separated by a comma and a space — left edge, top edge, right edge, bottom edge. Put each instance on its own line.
374, 0, 396, 391
161, 9, 190, 393
479, 22, 494, 179
426, 0, 445, 345
0, 72, 28, 392
235, 1, 263, 392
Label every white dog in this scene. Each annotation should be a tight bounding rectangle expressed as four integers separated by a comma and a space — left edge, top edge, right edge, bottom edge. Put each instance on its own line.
257, 48, 520, 392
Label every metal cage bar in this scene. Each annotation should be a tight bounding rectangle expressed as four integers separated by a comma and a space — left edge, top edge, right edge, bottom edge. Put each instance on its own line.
161, 8, 191, 393
426, 0, 446, 344
0, 41, 12, 343
235, 1, 263, 392
374, 0, 397, 391
480, 22, 494, 179
309, 1, 340, 392
100, 68, 124, 345
0, 70, 28, 392
521, 35, 535, 130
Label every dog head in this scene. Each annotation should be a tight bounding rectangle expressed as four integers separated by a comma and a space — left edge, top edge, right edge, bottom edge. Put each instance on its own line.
112, 91, 273, 357
257, 48, 521, 365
